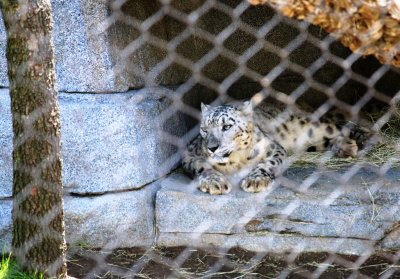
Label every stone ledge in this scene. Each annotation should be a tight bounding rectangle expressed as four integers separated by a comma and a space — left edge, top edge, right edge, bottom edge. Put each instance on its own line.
2, 168, 399, 255
155, 168, 400, 254
157, 233, 375, 256
0, 87, 187, 196
64, 182, 158, 248
0, 180, 159, 252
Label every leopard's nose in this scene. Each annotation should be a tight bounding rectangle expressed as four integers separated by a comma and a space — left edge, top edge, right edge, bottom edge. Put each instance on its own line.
207, 134, 220, 153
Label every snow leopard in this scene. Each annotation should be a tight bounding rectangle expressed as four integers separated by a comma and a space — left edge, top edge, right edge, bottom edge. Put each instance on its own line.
183, 98, 378, 195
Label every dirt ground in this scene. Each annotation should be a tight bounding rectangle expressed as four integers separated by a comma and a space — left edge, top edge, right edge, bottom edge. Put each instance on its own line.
66, 246, 400, 278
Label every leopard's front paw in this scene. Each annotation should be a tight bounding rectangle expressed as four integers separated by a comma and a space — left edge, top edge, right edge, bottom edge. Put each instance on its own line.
241, 173, 273, 193
198, 172, 231, 195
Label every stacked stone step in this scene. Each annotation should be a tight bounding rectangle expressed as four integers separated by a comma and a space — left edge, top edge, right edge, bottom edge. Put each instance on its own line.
0, 88, 185, 250
1, 0, 400, 256
156, 170, 400, 255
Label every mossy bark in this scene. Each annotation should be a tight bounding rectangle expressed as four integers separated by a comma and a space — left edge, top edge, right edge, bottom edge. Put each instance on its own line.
0, 0, 67, 278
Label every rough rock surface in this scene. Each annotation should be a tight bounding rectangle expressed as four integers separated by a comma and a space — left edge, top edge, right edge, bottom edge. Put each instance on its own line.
0, 1, 353, 96
0, 181, 159, 251
51, 0, 116, 92
156, 168, 400, 254
60, 87, 187, 194
157, 233, 375, 255
64, 182, 158, 248
0, 87, 187, 195
0, 200, 12, 251
0, 90, 12, 197
0, 0, 117, 92
2, 167, 399, 254
0, 15, 7, 87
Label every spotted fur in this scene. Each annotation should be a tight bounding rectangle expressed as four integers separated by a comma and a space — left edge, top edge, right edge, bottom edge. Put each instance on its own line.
183, 99, 379, 195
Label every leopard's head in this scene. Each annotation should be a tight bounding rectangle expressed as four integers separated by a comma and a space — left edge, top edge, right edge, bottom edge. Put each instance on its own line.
200, 101, 254, 161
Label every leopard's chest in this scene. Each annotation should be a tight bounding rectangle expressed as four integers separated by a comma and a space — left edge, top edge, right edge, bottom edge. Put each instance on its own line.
209, 137, 269, 178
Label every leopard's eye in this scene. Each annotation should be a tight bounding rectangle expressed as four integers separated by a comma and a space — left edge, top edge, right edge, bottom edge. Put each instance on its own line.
200, 127, 207, 134
222, 124, 232, 131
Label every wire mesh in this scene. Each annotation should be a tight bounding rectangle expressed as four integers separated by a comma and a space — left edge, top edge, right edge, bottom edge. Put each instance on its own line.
2, 0, 400, 278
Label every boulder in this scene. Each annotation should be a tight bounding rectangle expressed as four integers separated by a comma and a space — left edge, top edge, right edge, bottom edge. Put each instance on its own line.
0, 87, 187, 195
60, 87, 187, 194
156, 168, 400, 254
64, 182, 158, 248
0, 180, 159, 251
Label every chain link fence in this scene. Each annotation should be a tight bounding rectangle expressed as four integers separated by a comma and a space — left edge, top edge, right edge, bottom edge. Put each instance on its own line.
1, 0, 400, 278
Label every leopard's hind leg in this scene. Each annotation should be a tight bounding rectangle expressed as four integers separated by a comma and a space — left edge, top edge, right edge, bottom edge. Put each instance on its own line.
326, 121, 381, 158
341, 122, 382, 151
301, 116, 380, 158
329, 136, 358, 158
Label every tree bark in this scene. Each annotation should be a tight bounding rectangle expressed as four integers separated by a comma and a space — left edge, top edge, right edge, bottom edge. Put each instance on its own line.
0, 0, 67, 278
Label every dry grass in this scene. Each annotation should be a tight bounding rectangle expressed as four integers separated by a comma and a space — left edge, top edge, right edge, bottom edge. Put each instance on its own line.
67, 246, 400, 278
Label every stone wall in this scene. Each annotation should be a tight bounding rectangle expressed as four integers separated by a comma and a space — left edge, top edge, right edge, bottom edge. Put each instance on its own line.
1, 0, 400, 254
156, 171, 400, 254
4, 160, 400, 254
2, 0, 397, 102
0, 88, 185, 250
0, 0, 364, 97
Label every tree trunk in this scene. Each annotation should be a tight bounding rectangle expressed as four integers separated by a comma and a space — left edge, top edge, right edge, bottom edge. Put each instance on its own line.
0, 0, 67, 278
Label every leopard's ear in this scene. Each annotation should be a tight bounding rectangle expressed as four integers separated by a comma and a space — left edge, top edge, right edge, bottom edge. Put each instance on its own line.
201, 102, 211, 114
241, 100, 253, 116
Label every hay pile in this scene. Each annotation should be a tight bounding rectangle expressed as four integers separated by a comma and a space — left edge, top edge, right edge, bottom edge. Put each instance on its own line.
248, 0, 400, 68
